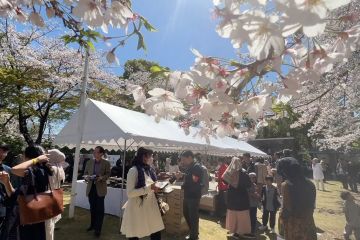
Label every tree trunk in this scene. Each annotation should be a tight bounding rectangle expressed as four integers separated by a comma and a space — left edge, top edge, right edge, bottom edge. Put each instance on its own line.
35, 104, 51, 144
18, 106, 34, 145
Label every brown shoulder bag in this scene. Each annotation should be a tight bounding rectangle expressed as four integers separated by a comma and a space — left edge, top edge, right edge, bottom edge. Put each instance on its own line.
18, 167, 64, 225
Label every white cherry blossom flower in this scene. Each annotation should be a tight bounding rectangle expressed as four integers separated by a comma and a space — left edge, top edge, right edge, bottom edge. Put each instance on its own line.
278, 0, 351, 37
73, 0, 104, 28
216, 122, 235, 138
197, 98, 228, 121
106, 1, 132, 28
170, 71, 191, 99
29, 12, 45, 27
127, 84, 146, 107
46, 7, 55, 18
242, 10, 284, 60
238, 94, 272, 119
106, 50, 120, 65
143, 88, 187, 121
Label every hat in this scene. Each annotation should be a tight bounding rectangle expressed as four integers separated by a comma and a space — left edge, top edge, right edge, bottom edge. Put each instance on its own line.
249, 172, 256, 177
48, 149, 67, 168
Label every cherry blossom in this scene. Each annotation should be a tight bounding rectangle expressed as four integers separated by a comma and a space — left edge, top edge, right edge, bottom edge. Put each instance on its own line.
1, 0, 359, 146
278, 0, 351, 37
238, 94, 272, 119
126, 84, 146, 107
242, 10, 284, 60
142, 88, 187, 122
106, 50, 120, 65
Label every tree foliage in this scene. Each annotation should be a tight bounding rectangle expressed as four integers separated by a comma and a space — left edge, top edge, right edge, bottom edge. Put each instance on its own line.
0, 22, 119, 145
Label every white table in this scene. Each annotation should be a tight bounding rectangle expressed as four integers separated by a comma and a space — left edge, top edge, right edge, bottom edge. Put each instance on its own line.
75, 180, 128, 217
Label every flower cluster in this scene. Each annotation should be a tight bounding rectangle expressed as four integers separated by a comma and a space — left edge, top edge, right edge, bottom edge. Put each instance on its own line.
127, 0, 359, 143
0, 0, 133, 30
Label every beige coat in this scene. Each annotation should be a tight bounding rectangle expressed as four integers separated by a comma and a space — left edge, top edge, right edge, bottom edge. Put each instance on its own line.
84, 159, 111, 197
256, 163, 268, 185
121, 167, 164, 238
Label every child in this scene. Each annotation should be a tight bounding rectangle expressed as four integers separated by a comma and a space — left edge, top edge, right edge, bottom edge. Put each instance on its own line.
259, 176, 281, 233
340, 191, 360, 240
248, 173, 261, 235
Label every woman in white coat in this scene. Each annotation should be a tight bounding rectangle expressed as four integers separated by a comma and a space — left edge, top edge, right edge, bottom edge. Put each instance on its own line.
121, 147, 164, 240
312, 158, 325, 191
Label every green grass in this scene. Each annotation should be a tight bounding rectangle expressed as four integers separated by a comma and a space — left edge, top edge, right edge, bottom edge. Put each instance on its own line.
56, 181, 359, 240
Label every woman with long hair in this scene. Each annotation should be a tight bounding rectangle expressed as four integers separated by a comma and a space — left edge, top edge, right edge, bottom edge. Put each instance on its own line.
11, 145, 53, 240
277, 157, 317, 240
121, 147, 164, 240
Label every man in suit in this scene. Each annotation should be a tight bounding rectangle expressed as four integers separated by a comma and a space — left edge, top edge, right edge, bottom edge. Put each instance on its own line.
84, 146, 111, 238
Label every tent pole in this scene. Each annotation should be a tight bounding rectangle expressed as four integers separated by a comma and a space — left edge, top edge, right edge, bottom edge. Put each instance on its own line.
121, 140, 126, 216
69, 48, 90, 219
118, 139, 127, 233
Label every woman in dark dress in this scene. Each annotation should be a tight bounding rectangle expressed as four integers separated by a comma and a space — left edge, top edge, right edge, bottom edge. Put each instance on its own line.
277, 157, 317, 240
224, 157, 253, 238
9, 145, 52, 240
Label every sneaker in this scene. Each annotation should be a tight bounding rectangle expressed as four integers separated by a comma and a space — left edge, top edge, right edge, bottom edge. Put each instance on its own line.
258, 225, 268, 231
270, 228, 275, 233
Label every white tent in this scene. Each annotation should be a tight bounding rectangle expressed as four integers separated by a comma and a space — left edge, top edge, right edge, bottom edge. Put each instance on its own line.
55, 98, 266, 218
55, 99, 267, 156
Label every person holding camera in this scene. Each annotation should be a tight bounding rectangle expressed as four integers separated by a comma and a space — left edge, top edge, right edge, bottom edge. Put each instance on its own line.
83, 146, 111, 238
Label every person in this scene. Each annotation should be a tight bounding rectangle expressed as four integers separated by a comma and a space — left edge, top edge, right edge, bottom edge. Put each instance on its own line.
216, 158, 229, 219
164, 158, 171, 172
110, 158, 123, 177
0, 144, 11, 225
259, 176, 281, 233
270, 168, 283, 196
83, 146, 111, 237
282, 149, 293, 157
169, 158, 180, 174
277, 157, 317, 240
11, 145, 53, 240
312, 158, 325, 191
0, 166, 15, 240
337, 159, 348, 190
121, 147, 164, 240
347, 161, 358, 193
242, 153, 255, 173
223, 157, 253, 238
45, 149, 66, 240
176, 150, 203, 240
65, 154, 74, 182
248, 172, 261, 235
151, 153, 160, 174
255, 158, 268, 185
340, 191, 360, 240
320, 160, 328, 183
80, 157, 90, 179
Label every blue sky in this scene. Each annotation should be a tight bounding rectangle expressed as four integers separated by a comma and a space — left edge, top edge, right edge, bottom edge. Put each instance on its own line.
99, 0, 238, 73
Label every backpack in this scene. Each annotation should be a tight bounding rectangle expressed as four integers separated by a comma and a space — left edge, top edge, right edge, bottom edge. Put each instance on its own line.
200, 164, 210, 196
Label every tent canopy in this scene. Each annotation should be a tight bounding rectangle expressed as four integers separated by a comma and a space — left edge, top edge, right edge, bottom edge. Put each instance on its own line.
54, 99, 267, 156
